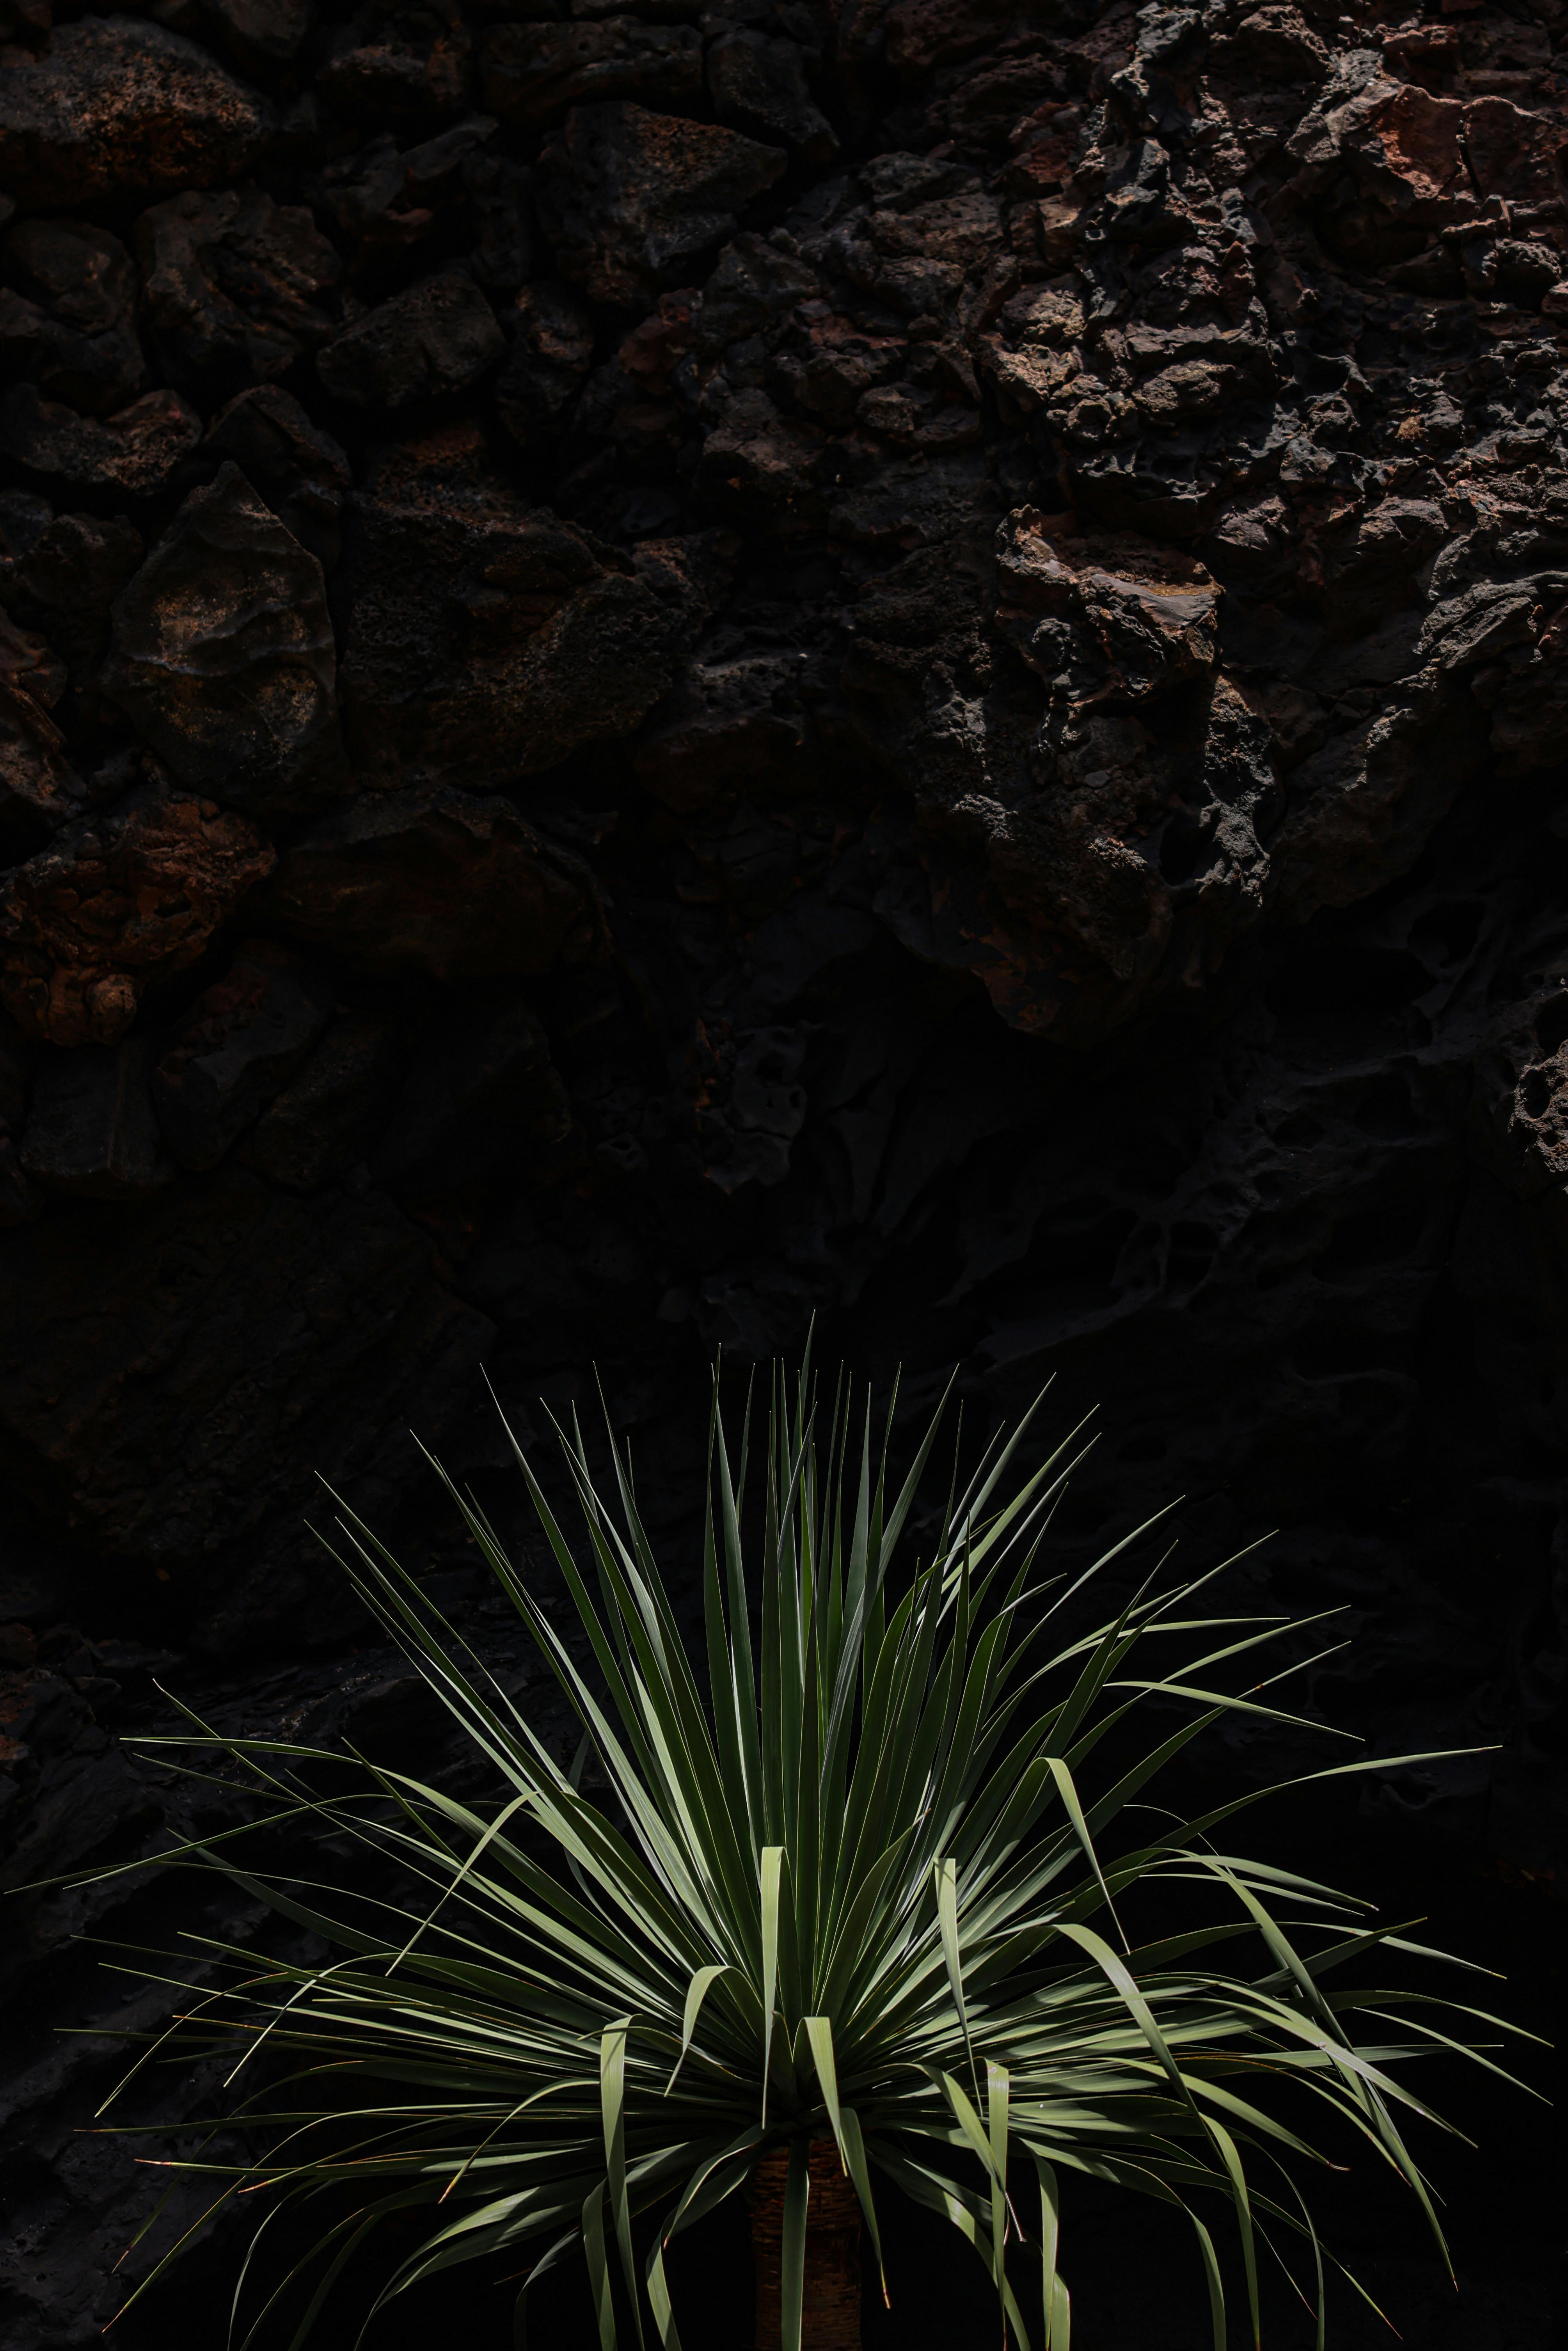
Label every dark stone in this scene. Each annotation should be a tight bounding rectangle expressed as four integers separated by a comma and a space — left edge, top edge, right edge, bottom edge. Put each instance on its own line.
0, 384, 202, 501
316, 0, 474, 121
148, 0, 314, 73
315, 268, 503, 408
371, 998, 575, 1196
0, 680, 83, 849
241, 1009, 401, 1189
536, 101, 787, 305
481, 20, 703, 126
0, 218, 144, 417
99, 463, 345, 818
322, 115, 499, 267
0, 510, 145, 709
493, 276, 595, 447
135, 187, 342, 389
0, 18, 273, 208
0, 791, 275, 1047
150, 939, 333, 1170
18, 1038, 172, 1197
201, 386, 352, 568
262, 785, 596, 979
707, 32, 837, 163
334, 430, 703, 785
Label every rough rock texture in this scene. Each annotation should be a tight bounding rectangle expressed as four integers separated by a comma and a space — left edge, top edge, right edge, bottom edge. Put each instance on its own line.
1, 0, 1566, 2339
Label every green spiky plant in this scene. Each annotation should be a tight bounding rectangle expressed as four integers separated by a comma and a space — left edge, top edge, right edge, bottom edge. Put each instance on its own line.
81, 1367, 1532, 2351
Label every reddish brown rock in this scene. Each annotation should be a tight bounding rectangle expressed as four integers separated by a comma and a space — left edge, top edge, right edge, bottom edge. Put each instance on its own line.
537, 102, 787, 305
0, 792, 275, 1048
261, 785, 596, 979
0, 17, 273, 208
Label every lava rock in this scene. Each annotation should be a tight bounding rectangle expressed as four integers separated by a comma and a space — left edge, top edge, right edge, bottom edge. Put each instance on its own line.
371, 998, 575, 1197
536, 101, 787, 305
481, 19, 702, 124
493, 277, 595, 447
317, 0, 474, 120
261, 785, 595, 978
335, 431, 701, 785
149, 0, 314, 73
315, 269, 503, 408
19, 1039, 171, 1197
151, 939, 335, 1170
0, 510, 144, 705
0, 792, 275, 1047
0, 17, 274, 208
0, 681, 83, 850
707, 32, 837, 164
0, 218, 145, 417
0, 385, 202, 501
241, 1009, 401, 1190
99, 463, 345, 819
135, 187, 342, 389
201, 387, 352, 569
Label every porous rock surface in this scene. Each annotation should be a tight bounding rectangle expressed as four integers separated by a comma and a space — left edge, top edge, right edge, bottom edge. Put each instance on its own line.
0, 0, 1566, 2335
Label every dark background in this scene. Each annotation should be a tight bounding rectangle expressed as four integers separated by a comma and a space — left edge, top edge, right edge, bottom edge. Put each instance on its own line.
0, 0, 1564, 2334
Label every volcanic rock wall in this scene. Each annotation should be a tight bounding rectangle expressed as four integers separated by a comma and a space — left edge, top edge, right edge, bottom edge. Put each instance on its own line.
1, 0, 1566, 2333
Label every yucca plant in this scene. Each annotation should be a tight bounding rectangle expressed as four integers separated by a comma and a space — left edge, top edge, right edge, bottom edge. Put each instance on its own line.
83, 1366, 1531, 2351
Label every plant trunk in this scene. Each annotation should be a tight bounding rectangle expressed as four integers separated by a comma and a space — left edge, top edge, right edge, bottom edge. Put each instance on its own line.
750, 2140, 861, 2351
